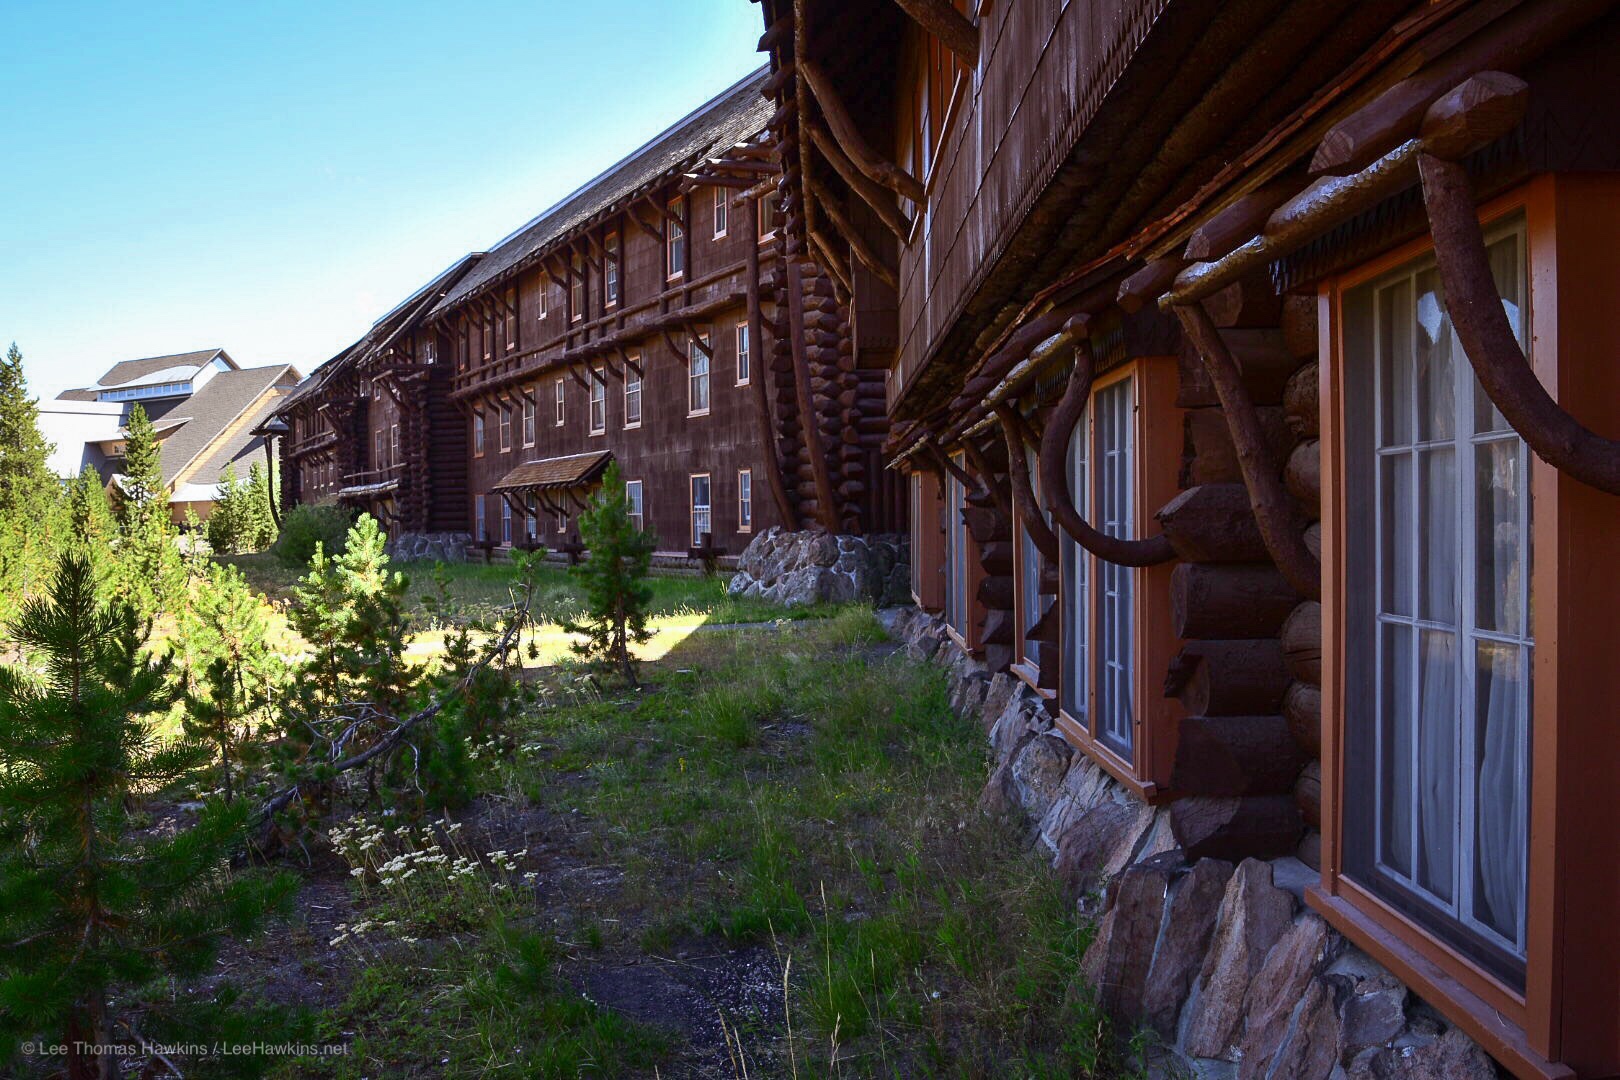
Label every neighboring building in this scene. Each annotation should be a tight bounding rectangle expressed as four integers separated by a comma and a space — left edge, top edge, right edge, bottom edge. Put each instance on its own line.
51, 348, 300, 520
278, 68, 898, 559
758, 1, 1620, 1078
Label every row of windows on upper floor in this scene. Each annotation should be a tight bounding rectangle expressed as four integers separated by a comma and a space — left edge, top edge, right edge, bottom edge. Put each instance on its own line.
470, 324, 751, 456
450, 192, 778, 371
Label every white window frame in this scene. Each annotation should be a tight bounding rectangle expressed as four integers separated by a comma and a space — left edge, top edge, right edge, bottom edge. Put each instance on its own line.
735, 322, 750, 386
390, 422, 399, 464
624, 357, 643, 428
604, 232, 620, 308
501, 499, 512, 545
570, 256, 585, 322
499, 407, 512, 453
737, 468, 752, 533
688, 335, 711, 416
589, 366, 607, 436
526, 495, 538, 541
473, 412, 485, 456
521, 394, 536, 447
625, 479, 644, 533
537, 275, 549, 321
758, 191, 778, 243
373, 430, 384, 469
475, 495, 487, 542
712, 186, 728, 239
666, 198, 686, 280
554, 378, 565, 426
690, 473, 712, 548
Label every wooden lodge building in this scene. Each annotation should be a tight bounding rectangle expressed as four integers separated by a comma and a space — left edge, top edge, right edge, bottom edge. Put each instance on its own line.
276, 69, 899, 561
757, 0, 1620, 1077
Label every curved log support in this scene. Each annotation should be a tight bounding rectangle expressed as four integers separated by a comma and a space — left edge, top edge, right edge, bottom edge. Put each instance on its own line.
745, 198, 798, 528
994, 404, 1059, 562
1174, 303, 1321, 599
961, 436, 1015, 524
786, 258, 841, 531
1419, 153, 1620, 495
1036, 334, 1176, 568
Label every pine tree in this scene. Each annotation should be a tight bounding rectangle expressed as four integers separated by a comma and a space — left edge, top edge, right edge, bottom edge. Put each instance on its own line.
0, 343, 64, 620
205, 461, 246, 554
65, 465, 116, 568
246, 460, 278, 550
181, 563, 281, 803
562, 463, 655, 685
0, 553, 294, 1077
114, 404, 182, 621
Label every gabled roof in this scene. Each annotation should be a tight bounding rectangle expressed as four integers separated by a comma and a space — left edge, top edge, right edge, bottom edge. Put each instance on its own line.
155, 364, 300, 485
492, 451, 613, 492
90, 348, 233, 391
431, 67, 772, 316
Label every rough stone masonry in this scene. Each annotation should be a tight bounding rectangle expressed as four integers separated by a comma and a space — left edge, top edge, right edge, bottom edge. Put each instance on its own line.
882, 604, 1506, 1080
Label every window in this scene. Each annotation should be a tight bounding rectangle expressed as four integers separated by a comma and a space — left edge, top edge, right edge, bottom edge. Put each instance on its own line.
625, 479, 644, 532
555, 509, 568, 535
571, 255, 585, 321
758, 190, 779, 242
483, 313, 494, 360
390, 422, 399, 464
374, 430, 384, 469
688, 335, 710, 415
526, 495, 538, 541
522, 394, 536, 447
690, 474, 711, 547
712, 186, 728, 238
1054, 357, 1182, 794
554, 378, 565, 426
624, 361, 643, 427
475, 495, 486, 542
666, 198, 686, 279
538, 275, 549, 320
735, 322, 750, 385
499, 408, 512, 453
737, 469, 752, 532
502, 499, 512, 545
422, 338, 436, 364
944, 457, 968, 635
473, 412, 485, 456
1339, 223, 1532, 984
505, 287, 518, 350
1017, 442, 1050, 672
589, 366, 606, 435
604, 233, 620, 307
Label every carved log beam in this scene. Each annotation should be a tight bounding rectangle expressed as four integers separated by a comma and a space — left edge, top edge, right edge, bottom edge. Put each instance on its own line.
800, 58, 924, 204
787, 257, 840, 530
994, 404, 1059, 561
891, 0, 979, 67
808, 176, 898, 291
808, 230, 854, 299
1175, 303, 1320, 599
960, 436, 1014, 524
1037, 325, 1177, 567
807, 124, 912, 241
660, 327, 690, 366
627, 203, 663, 243
745, 199, 797, 527
1420, 152, 1620, 495
682, 324, 714, 360
684, 172, 756, 189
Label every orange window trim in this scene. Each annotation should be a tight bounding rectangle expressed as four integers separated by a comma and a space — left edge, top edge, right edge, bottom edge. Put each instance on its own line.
1313, 174, 1620, 1080
911, 468, 947, 612
1050, 355, 1184, 801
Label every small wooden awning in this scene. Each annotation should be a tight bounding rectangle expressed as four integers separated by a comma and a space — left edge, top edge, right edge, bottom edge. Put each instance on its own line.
491, 450, 613, 494
338, 478, 399, 500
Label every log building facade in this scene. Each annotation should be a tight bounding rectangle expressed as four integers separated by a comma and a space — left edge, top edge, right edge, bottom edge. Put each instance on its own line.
757, 1, 1620, 1077
277, 69, 900, 560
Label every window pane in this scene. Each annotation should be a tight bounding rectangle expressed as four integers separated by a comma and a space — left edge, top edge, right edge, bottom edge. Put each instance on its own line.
1379, 453, 1413, 617
1378, 279, 1412, 448
1474, 234, 1522, 435
1062, 413, 1088, 719
1473, 640, 1528, 945
1379, 621, 1414, 879
1414, 267, 1454, 442
1474, 438, 1525, 636
1418, 447, 1456, 622
1094, 381, 1133, 755
1416, 628, 1457, 902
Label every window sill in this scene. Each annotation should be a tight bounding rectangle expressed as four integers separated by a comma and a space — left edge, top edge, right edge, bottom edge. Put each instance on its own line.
1009, 660, 1052, 700
714, 230, 728, 241
736, 378, 750, 387
1306, 885, 1569, 1080
623, 421, 642, 431
738, 525, 752, 534
1052, 709, 1162, 803
687, 409, 710, 418
589, 430, 606, 438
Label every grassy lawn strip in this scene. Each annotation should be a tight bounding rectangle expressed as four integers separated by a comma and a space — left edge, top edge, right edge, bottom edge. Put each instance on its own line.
276, 608, 1146, 1077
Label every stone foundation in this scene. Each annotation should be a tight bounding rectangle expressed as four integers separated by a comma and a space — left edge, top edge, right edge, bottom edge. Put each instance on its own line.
884, 605, 1505, 1080
727, 527, 910, 607
386, 531, 473, 563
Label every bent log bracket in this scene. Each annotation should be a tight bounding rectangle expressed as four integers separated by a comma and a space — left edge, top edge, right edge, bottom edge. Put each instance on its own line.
994, 404, 1059, 562
1174, 302, 1320, 599
1036, 332, 1176, 568
1418, 153, 1620, 496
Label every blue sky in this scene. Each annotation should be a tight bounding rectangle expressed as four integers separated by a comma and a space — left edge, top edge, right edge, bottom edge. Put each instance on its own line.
0, 1, 765, 399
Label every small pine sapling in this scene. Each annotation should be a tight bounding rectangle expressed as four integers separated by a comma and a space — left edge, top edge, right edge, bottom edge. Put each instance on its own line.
0, 554, 295, 1077
562, 464, 656, 685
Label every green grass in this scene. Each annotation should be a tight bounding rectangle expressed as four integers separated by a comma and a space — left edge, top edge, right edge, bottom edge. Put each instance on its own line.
219, 550, 844, 629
